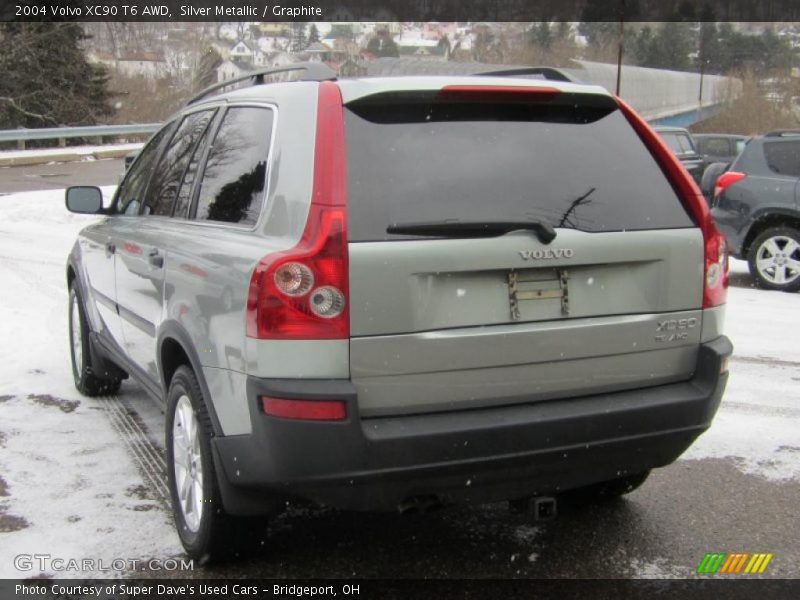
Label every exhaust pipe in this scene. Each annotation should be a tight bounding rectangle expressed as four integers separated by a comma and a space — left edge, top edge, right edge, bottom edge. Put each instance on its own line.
398, 495, 442, 515
510, 496, 557, 521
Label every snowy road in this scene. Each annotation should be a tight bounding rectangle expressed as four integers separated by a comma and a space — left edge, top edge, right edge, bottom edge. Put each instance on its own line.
0, 188, 797, 579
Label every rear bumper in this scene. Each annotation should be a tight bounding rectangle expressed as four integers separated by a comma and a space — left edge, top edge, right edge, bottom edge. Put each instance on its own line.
213, 336, 732, 514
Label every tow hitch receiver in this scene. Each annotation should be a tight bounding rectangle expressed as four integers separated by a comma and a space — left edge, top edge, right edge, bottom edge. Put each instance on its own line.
511, 496, 558, 521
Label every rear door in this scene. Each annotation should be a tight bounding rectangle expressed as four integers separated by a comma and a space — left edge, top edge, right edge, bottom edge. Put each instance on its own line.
344, 87, 705, 416
115, 109, 216, 381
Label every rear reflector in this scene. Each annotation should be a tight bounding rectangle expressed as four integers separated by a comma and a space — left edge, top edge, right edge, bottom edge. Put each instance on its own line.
261, 396, 347, 421
713, 171, 747, 199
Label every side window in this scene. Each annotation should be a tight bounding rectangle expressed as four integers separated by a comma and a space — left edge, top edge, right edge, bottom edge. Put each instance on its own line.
763, 141, 800, 177
173, 124, 213, 219
661, 133, 682, 154
677, 134, 695, 154
194, 107, 274, 226
143, 110, 215, 217
115, 124, 173, 215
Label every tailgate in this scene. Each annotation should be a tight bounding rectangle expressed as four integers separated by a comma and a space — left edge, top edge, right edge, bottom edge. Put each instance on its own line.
343, 85, 702, 416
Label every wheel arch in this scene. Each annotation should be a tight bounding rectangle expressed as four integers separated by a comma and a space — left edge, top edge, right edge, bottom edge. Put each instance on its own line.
742, 210, 800, 257
157, 320, 224, 437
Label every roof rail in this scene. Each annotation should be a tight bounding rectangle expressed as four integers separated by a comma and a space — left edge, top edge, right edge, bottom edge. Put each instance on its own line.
188, 62, 337, 105
764, 129, 800, 137
474, 66, 579, 83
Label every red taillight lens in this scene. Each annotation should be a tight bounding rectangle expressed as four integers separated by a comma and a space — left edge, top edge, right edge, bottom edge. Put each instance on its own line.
713, 171, 747, 199
246, 81, 349, 339
261, 396, 347, 421
615, 97, 728, 308
703, 224, 728, 307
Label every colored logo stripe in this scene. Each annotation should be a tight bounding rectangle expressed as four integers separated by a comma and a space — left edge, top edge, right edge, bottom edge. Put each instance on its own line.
696, 552, 773, 574
697, 553, 726, 574
744, 553, 773, 574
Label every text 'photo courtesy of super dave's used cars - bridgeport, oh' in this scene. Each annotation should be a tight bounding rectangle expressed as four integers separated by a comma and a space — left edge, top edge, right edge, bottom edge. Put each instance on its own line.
63, 62, 732, 562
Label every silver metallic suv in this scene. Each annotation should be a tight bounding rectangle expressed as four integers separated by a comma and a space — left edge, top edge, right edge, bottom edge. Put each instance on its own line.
65, 64, 732, 562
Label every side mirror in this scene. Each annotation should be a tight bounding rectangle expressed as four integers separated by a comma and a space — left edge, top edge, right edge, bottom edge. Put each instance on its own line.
65, 186, 104, 214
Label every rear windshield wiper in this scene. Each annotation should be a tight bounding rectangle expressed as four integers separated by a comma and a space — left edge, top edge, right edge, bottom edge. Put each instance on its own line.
386, 220, 556, 244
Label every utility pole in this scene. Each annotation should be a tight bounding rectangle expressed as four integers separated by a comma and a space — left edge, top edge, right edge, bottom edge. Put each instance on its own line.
616, 0, 625, 96
698, 26, 706, 114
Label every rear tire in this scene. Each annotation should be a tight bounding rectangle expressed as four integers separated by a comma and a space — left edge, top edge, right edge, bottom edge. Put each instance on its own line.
166, 365, 266, 563
68, 282, 122, 396
564, 470, 651, 504
747, 227, 800, 292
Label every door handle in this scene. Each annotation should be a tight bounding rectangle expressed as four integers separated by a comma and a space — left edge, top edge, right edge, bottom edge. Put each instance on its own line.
148, 249, 164, 269
105, 241, 116, 256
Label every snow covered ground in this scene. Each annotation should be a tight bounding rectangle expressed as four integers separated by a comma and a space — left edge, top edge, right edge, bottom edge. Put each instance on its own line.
0, 187, 797, 578
0, 188, 181, 578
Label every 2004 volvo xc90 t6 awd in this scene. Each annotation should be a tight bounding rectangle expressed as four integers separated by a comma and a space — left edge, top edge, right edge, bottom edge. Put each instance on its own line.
65, 64, 732, 561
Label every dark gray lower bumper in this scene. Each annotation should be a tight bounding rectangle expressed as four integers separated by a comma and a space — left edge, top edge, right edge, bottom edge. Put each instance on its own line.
213, 337, 732, 514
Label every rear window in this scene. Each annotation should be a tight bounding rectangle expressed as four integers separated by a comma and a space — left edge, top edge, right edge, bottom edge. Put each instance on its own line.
697, 137, 731, 157
659, 131, 695, 156
345, 92, 694, 242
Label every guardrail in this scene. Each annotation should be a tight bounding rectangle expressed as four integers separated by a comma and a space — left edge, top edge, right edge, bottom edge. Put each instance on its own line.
0, 123, 160, 149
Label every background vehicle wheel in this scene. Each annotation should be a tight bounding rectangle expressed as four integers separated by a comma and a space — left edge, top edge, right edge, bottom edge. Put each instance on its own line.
68, 283, 122, 396
747, 227, 800, 292
563, 470, 651, 504
166, 365, 266, 563
699, 161, 728, 202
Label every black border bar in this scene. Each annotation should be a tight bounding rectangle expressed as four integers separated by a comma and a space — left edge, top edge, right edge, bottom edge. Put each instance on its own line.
4, 0, 800, 23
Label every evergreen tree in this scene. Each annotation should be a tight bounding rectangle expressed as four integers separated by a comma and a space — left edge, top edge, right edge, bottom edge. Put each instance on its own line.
366, 29, 399, 58
290, 23, 307, 52
632, 22, 692, 71
0, 23, 113, 128
308, 24, 320, 45
531, 22, 553, 53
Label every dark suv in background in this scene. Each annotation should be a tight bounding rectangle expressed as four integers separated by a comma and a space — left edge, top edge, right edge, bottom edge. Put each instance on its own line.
693, 133, 748, 165
712, 130, 800, 292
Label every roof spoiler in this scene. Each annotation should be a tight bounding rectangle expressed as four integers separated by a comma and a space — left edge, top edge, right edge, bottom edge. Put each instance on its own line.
474, 66, 580, 83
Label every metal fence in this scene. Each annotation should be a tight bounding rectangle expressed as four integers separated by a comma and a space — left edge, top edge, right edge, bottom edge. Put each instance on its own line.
0, 123, 160, 150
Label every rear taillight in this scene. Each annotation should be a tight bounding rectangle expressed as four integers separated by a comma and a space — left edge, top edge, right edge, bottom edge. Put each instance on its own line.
261, 396, 347, 421
713, 171, 747, 199
615, 97, 728, 308
246, 81, 349, 339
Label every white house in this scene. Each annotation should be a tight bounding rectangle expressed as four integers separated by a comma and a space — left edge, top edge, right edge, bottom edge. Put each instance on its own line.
116, 52, 167, 79
216, 58, 254, 83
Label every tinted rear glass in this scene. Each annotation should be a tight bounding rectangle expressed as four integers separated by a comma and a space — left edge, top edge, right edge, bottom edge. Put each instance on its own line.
698, 137, 731, 156
345, 93, 693, 242
194, 107, 274, 226
763, 140, 800, 177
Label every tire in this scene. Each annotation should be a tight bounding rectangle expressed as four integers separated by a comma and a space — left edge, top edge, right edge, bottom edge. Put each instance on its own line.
699, 162, 729, 201
563, 470, 651, 504
68, 282, 122, 396
747, 226, 800, 292
165, 365, 265, 563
